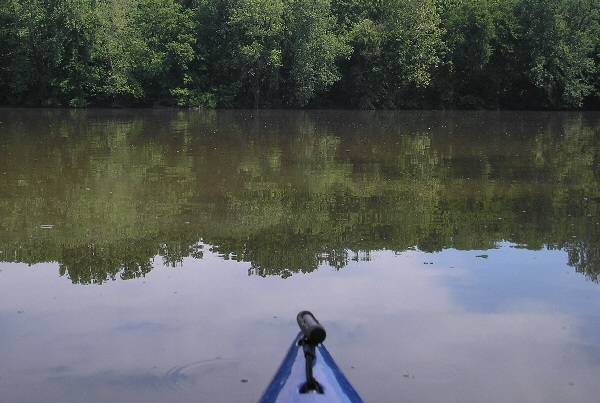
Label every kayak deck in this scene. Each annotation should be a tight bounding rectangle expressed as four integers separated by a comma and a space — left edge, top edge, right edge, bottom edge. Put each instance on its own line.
258, 332, 364, 403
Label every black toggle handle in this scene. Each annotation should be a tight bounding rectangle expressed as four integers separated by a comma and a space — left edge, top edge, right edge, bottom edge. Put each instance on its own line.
297, 311, 326, 345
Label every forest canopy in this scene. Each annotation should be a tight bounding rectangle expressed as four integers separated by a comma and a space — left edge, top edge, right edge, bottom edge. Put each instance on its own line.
1, 0, 599, 109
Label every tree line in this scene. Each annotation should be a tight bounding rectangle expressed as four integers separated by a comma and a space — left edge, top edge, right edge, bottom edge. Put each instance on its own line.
2, 0, 599, 109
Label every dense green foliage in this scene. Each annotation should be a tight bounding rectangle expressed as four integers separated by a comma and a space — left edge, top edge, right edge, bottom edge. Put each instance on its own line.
1, 0, 599, 108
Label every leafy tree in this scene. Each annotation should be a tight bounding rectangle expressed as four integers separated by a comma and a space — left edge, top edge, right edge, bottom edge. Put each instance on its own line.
194, 0, 241, 106
330, 0, 380, 32
93, 0, 148, 103
336, 0, 443, 108
1, 0, 600, 108
514, 0, 597, 108
0, 0, 97, 106
381, 0, 443, 105
135, 0, 197, 105
432, 0, 522, 109
228, 0, 284, 107
0, 0, 28, 104
282, 0, 351, 107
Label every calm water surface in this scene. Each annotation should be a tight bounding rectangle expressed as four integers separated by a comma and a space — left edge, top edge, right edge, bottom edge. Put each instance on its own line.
1, 109, 600, 403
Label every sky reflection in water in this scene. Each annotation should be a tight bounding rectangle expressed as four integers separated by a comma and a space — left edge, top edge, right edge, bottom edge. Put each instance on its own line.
2, 244, 599, 403
1, 110, 600, 403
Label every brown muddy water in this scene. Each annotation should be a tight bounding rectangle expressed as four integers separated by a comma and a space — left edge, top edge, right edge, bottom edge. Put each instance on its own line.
1, 109, 600, 403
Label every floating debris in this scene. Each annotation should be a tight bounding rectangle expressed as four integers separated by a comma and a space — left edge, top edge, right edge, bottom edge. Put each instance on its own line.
476, 254, 489, 259
40, 225, 54, 229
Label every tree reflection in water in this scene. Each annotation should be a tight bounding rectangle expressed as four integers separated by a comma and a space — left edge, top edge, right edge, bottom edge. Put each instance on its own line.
0, 109, 599, 283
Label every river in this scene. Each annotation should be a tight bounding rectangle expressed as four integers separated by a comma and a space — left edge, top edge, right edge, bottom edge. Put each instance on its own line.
1, 109, 599, 403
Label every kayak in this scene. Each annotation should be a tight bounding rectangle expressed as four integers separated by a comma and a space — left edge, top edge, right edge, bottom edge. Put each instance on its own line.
257, 311, 365, 403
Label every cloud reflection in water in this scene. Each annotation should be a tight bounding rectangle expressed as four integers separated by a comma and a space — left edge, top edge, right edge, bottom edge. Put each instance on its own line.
1, 245, 599, 403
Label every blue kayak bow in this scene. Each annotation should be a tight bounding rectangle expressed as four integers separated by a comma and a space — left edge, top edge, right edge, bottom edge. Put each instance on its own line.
257, 311, 365, 403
